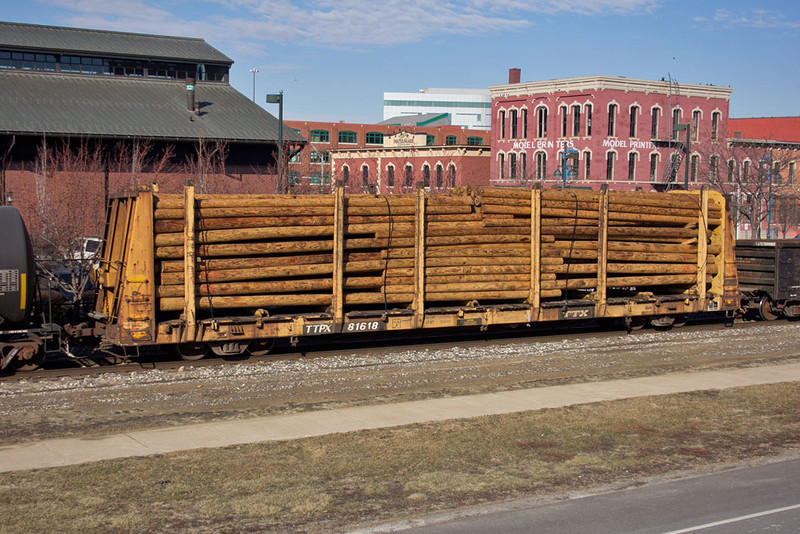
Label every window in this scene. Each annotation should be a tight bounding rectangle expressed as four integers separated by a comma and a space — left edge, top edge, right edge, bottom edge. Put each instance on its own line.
522, 109, 528, 138
289, 152, 302, 164
521, 153, 527, 181
774, 162, 782, 184
310, 151, 329, 163
405, 165, 413, 187
387, 165, 395, 187
586, 104, 592, 136
692, 155, 700, 183
584, 152, 591, 180
426, 135, 435, 146
671, 108, 681, 140
606, 152, 615, 180
445, 135, 457, 145
342, 165, 349, 184
607, 104, 617, 137
651, 107, 660, 139
362, 165, 369, 187
790, 162, 796, 184
511, 109, 518, 139
448, 164, 456, 187
510, 153, 517, 180
628, 152, 636, 181
0, 51, 57, 71
572, 105, 581, 137
692, 111, 701, 142
423, 165, 431, 187
310, 171, 330, 184
743, 160, 751, 181
711, 112, 721, 141
467, 137, 483, 146
536, 152, 547, 181
288, 170, 299, 185
629, 106, 639, 138
710, 155, 719, 182
727, 159, 735, 182
436, 164, 443, 188
310, 129, 330, 143
338, 131, 357, 143
650, 154, 658, 181
561, 105, 568, 137
499, 153, 505, 180
366, 132, 384, 145
669, 153, 680, 182
537, 107, 548, 138
500, 110, 506, 139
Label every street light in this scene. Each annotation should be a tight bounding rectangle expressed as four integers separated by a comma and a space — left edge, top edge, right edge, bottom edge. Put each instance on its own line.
267, 91, 284, 192
673, 123, 690, 189
249, 68, 259, 101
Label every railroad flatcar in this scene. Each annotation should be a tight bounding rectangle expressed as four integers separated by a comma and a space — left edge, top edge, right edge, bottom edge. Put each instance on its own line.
87, 184, 741, 360
735, 239, 800, 320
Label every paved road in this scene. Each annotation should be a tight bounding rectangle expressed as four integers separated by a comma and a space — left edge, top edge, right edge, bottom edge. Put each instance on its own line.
386, 456, 800, 534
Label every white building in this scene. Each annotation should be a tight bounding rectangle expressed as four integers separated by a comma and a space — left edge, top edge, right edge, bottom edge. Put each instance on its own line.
382, 88, 491, 130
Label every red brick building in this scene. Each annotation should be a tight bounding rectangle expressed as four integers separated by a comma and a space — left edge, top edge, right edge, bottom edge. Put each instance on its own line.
489, 71, 733, 191
285, 120, 489, 193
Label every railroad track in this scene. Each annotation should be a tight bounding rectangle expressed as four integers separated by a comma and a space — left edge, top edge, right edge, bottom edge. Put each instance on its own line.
0, 316, 762, 384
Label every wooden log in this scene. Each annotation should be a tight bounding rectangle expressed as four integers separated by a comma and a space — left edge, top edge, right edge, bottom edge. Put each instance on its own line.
160, 262, 335, 285
155, 225, 335, 247
543, 273, 702, 290
158, 278, 333, 298
154, 215, 335, 233
154, 194, 335, 210
156, 239, 335, 259
160, 254, 334, 273
543, 263, 718, 275
159, 293, 334, 311
552, 248, 708, 264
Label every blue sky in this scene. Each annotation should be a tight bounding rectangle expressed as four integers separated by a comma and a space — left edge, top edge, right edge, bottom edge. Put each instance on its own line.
4, 0, 799, 124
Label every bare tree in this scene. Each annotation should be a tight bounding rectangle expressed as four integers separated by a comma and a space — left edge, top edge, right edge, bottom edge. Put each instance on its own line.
24, 138, 106, 312
694, 142, 797, 238
184, 138, 229, 194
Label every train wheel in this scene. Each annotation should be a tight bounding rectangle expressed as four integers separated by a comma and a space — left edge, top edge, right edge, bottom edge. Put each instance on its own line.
758, 295, 779, 321
672, 314, 689, 328
624, 316, 647, 331
175, 343, 209, 361
650, 315, 676, 329
210, 341, 250, 357
247, 339, 275, 357
12, 343, 45, 372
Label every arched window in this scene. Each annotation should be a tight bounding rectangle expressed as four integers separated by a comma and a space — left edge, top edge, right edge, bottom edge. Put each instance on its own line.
386, 164, 395, 187
361, 165, 369, 187
423, 164, 431, 187
342, 165, 350, 184
448, 164, 456, 187
404, 164, 413, 187
436, 164, 443, 188
536, 152, 547, 180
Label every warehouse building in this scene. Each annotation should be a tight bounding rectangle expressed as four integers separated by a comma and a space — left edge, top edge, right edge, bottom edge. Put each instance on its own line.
0, 21, 304, 241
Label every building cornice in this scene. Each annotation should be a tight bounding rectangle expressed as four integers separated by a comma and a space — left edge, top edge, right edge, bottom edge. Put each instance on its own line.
490, 75, 733, 101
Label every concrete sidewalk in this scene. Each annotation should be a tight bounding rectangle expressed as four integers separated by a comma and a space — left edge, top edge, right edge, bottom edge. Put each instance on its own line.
2, 362, 800, 473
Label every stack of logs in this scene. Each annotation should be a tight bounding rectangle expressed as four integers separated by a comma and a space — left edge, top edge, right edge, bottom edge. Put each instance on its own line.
149, 187, 722, 314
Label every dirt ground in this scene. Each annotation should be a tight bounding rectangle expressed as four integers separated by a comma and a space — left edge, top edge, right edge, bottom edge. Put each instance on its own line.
2, 319, 799, 446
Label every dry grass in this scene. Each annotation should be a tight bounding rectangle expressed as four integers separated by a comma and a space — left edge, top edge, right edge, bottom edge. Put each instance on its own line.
1, 383, 799, 533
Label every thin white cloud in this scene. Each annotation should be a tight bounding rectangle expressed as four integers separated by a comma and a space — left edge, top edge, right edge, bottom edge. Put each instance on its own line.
697, 8, 800, 29
41, 0, 662, 50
